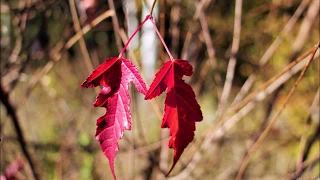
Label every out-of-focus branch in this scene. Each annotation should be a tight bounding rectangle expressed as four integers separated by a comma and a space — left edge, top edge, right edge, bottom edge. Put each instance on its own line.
292, 0, 319, 57
0, 85, 42, 180
181, 0, 212, 60
5, 135, 164, 156
234, 0, 319, 172
217, 0, 242, 117
285, 154, 320, 180
231, 0, 311, 106
107, 0, 123, 53
193, 11, 222, 97
259, 0, 311, 66
66, 10, 114, 48
68, 0, 94, 73
223, 46, 316, 122
168, 44, 319, 180
169, 0, 181, 58
198, 13, 217, 68
296, 89, 319, 168
20, 10, 114, 107
302, 119, 320, 162
235, 43, 319, 180
4, 3, 35, 91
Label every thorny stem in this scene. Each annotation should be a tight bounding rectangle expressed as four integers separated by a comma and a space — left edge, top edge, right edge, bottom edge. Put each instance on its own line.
149, 0, 158, 16
118, 16, 149, 58
149, 16, 174, 60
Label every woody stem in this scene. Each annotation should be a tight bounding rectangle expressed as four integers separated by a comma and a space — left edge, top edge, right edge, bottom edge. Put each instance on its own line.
149, 0, 158, 16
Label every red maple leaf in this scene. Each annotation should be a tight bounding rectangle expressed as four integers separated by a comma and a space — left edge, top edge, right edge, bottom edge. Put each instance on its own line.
81, 57, 147, 179
145, 59, 203, 175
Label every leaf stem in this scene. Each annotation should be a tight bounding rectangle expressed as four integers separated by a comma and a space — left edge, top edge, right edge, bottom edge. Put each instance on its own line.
119, 16, 149, 58
149, 0, 158, 16
149, 17, 174, 60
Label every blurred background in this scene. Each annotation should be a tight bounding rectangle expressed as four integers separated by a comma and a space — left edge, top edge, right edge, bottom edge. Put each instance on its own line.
1, 0, 319, 179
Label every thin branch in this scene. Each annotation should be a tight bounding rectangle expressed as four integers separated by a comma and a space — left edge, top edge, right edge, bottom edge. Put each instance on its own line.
181, 0, 212, 60
222, 45, 316, 123
302, 119, 320, 162
296, 89, 319, 167
193, 11, 222, 98
158, 0, 166, 64
259, 0, 311, 66
66, 10, 114, 48
68, 0, 95, 73
169, 44, 319, 180
292, 0, 319, 56
235, 43, 319, 180
19, 10, 114, 108
5, 7, 37, 91
149, 0, 158, 16
0, 84, 42, 180
198, 12, 218, 68
285, 154, 320, 180
169, 0, 181, 58
217, 0, 243, 116
231, 0, 311, 106
107, 0, 123, 53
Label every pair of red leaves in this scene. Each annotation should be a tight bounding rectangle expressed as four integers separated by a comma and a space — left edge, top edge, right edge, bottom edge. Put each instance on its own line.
81, 17, 203, 180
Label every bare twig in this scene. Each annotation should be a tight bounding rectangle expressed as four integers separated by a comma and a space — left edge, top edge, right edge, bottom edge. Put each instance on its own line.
303, 126, 320, 162
169, 44, 319, 180
193, 11, 222, 98
149, 0, 158, 16
223, 46, 316, 122
5, 5, 36, 91
217, 0, 243, 116
66, 10, 114, 48
169, 0, 181, 58
107, 0, 123, 53
0, 84, 42, 180
20, 10, 114, 107
231, 0, 311, 106
68, 0, 95, 73
260, 0, 311, 66
181, 0, 212, 60
292, 0, 319, 56
158, 0, 166, 64
235, 42, 319, 180
296, 89, 319, 168
286, 154, 320, 180
198, 12, 217, 68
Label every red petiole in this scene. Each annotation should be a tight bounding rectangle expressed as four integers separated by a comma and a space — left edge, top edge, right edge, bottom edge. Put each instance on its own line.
148, 16, 174, 60
119, 15, 174, 61
118, 15, 149, 58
